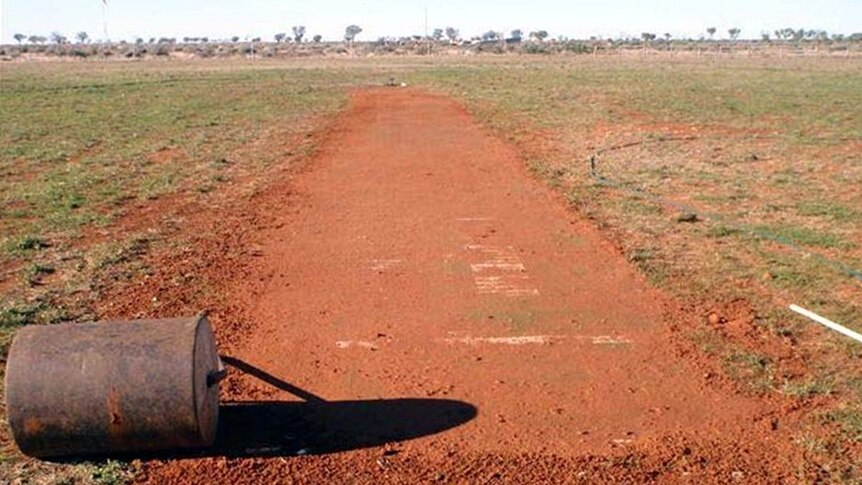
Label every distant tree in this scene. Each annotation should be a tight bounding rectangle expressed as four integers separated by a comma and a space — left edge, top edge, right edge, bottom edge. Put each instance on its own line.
201, 37, 209, 43
728, 28, 741, 40
529, 30, 549, 42
292, 26, 306, 42
50, 32, 67, 45
510, 29, 523, 41
848, 33, 862, 42
14, 33, 26, 45
432, 28, 444, 41
481, 30, 500, 42
274, 33, 287, 43
29, 35, 47, 44
445, 27, 459, 42
251, 37, 261, 43
135, 37, 144, 45
831, 33, 845, 42
641, 32, 656, 43
706, 27, 716, 40
761, 32, 771, 41
344, 25, 362, 43
231, 36, 240, 43
663, 33, 672, 42
313, 34, 323, 43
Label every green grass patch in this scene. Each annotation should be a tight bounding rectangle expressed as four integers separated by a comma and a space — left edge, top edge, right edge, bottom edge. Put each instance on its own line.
820, 408, 862, 443
795, 200, 858, 223
0, 302, 44, 330
781, 378, 833, 397
753, 224, 852, 250
0, 62, 359, 263
706, 225, 742, 238
89, 460, 134, 485
0, 301, 47, 359
723, 350, 775, 392
5, 235, 50, 255
22, 263, 55, 287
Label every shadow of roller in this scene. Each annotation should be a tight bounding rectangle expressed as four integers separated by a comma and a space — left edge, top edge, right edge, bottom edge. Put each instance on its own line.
214, 398, 477, 457
214, 357, 478, 457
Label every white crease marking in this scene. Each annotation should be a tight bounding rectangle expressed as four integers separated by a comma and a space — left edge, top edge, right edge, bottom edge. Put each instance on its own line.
370, 259, 402, 271
441, 335, 633, 346
335, 340, 379, 350
591, 335, 634, 345
471, 262, 526, 272
465, 244, 539, 296
443, 335, 562, 345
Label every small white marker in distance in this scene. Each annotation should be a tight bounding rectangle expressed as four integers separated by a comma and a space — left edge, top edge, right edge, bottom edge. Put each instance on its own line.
456, 217, 495, 222
789, 305, 862, 344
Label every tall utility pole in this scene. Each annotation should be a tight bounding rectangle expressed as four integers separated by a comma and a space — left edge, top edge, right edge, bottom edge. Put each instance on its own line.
424, 5, 430, 55
99, 0, 110, 59
102, 0, 109, 40
1, 0, 6, 46
101, 0, 110, 48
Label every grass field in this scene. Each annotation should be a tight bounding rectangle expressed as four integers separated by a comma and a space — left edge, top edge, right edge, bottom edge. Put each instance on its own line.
2, 55, 861, 481
0, 61, 364, 350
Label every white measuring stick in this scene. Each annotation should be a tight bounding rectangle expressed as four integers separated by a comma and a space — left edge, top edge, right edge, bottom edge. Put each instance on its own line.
789, 304, 862, 344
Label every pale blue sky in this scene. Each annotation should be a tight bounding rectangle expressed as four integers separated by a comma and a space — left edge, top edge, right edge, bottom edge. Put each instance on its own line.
2, 0, 860, 44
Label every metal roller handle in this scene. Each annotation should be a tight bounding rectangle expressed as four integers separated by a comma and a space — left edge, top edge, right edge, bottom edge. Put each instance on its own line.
207, 357, 227, 387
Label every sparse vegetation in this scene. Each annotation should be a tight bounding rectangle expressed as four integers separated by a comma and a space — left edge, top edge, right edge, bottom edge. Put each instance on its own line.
90, 460, 134, 485
723, 350, 774, 392
1, 26, 860, 60
1, 44, 861, 482
344, 25, 363, 43
821, 407, 862, 442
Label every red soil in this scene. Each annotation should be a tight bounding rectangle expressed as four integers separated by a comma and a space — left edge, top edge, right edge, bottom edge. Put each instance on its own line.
103, 89, 810, 482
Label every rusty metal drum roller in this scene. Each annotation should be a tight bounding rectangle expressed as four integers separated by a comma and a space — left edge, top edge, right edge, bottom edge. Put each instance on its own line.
5, 314, 222, 458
